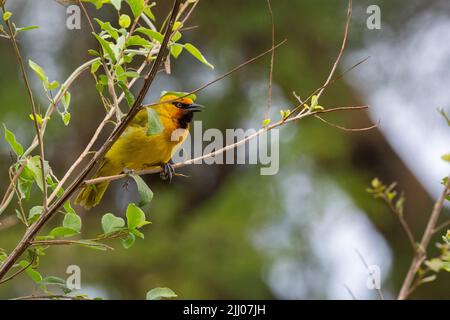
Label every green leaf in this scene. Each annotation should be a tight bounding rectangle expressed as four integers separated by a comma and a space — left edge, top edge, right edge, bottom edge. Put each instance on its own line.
130, 228, 145, 239
15, 25, 39, 33
117, 81, 135, 107
421, 275, 437, 284
146, 107, 164, 136
88, 49, 101, 57
146, 287, 177, 300
110, 0, 122, 10
3, 11, 12, 21
28, 59, 47, 82
184, 43, 214, 69
126, 203, 150, 230
143, 4, 156, 21
172, 31, 182, 42
47, 80, 59, 90
441, 153, 450, 162
119, 14, 131, 28
91, 60, 101, 74
93, 33, 116, 63
101, 213, 125, 234
126, 35, 151, 47
425, 258, 443, 272
3, 124, 24, 156
25, 156, 46, 191
49, 227, 78, 238
28, 206, 43, 222
63, 213, 82, 233
262, 118, 271, 126
62, 112, 71, 126
135, 27, 163, 42
127, 0, 145, 18
18, 260, 42, 283
130, 174, 154, 207
438, 108, 450, 126
94, 19, 119, 40
38, 276, 67, 287
62, 91, 71, 111
121, 232, 135, 249
170, 43, 183, 59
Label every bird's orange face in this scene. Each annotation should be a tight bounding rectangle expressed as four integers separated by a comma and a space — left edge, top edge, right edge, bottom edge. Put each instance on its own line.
158, 94, 204, 129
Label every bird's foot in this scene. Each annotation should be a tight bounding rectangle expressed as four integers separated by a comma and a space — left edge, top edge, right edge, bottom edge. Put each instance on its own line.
160, 162, 175, 183
123, 167, 135, 175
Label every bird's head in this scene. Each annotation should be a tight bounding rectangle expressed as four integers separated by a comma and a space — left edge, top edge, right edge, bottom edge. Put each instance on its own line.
157, 93, 204, 129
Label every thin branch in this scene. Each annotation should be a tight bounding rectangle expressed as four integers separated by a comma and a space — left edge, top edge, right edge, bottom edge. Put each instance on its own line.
313, 114, 378, 132
1, 4, 48, 211
11, 294, 91, 300
398, 176, 450, 300
78, 0, 96, 34
0, 160, 26, 215
344, 284, 357, 300
433, 219, 450, 234
266, 0, 275, 119
83, 105, 370, 186
355, 249, 384, 300
316, 0, 352, 100
0, 250, 36, 285
30, 239, 114, 250
144, 40, 287, 108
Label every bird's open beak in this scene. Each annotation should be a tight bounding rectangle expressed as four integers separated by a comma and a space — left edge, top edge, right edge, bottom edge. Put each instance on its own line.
185, 103, 204, 112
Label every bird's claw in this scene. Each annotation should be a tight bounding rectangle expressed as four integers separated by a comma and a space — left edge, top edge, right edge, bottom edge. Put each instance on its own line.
123, 167, 135, 175
160, 162, 175, 183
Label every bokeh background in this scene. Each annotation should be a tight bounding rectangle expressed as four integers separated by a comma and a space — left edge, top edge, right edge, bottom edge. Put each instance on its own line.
0, 0, 449, 299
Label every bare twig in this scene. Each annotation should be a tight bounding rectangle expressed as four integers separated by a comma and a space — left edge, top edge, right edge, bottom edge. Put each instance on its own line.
11, 294, 91, 300
266, 0, 275, 118
0, 161, 26, 215
144, 40, 287, 108
313, 114, 378, 132
398, 176, 450, 300
433, 219, 450, 234
355, 249, 384, 300
344, 284, 357, 300
30, 239, 114, 250
316, 0, 352, 100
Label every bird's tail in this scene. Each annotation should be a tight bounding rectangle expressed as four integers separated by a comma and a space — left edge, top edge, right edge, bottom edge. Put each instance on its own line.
75, 160, 117, 209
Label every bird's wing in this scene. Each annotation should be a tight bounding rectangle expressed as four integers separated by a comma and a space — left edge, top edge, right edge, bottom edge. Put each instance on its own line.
129, 107, 148, 128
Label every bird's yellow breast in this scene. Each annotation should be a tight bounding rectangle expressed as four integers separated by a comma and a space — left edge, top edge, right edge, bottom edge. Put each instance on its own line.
104, 106, 189, 171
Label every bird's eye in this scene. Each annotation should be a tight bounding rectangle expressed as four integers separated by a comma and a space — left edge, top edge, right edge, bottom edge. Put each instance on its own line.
175, 102, 184, 108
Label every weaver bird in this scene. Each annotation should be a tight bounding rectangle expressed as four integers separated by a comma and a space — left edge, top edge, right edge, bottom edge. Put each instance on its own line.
75, 93, 203, 209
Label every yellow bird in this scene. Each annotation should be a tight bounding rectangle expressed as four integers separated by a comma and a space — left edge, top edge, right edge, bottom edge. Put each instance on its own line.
75, 93, 203, 209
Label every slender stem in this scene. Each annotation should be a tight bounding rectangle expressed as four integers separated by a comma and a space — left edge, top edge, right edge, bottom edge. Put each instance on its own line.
316, 0, 352, 100
11, 294, 91, 300
0, 250, 36, 285
398, 176, 450, 300
0, 161, 26, 215
1, 4, 48, 210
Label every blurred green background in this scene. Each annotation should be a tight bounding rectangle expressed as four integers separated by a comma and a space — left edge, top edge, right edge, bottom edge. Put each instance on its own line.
0, 0, 449, 299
